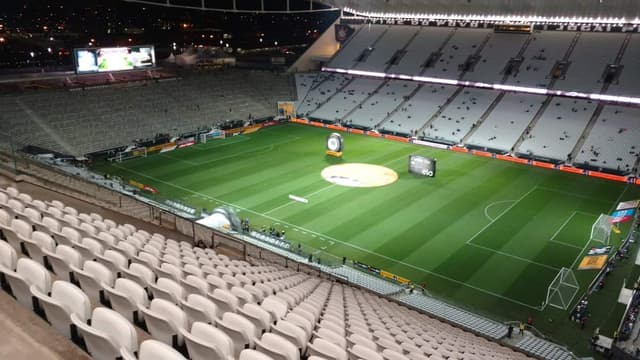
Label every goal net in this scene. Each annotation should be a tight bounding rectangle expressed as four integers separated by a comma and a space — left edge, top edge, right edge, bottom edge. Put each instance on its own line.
108, 147, 147, 162
591, 214, 614, 245
545, 267, 579, 310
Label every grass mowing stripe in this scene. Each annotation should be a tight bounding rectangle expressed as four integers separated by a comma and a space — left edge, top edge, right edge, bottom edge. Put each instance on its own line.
466, 242, 561, 271
110, 161, 545, 310
547, 212, 584, 250
261, 145, 436, 216
466, 186, 538, 245
568, 183, 630, 271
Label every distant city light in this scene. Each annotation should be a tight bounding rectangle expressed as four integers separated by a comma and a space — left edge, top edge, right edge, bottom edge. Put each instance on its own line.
0, 37, 5, 43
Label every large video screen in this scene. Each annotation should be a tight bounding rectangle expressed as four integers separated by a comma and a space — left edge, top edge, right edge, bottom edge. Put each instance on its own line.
74, 46, 156, 74
409, 154, 437, 177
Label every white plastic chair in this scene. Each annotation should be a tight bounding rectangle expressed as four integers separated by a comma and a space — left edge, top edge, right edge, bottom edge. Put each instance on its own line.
129, 339, 187, 360
30, 281, 91, 338
255, 333, 300, 360
180, 293, 219, 325
139, 298, 188, 348
43, 245, 83, 282
102, 278, 149, 323
150, 277, 185, 304
72, 307, 138, 360
181, 321, 235, 360
23, 231, 56, 266
72, 260, 115, 305
2, 257, 51, 309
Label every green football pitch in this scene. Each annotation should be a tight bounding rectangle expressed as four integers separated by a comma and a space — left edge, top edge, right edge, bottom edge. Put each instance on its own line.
95, 123, 640, 350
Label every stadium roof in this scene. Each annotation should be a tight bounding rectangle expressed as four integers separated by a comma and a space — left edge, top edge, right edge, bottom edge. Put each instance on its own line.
324, 0, 640, 20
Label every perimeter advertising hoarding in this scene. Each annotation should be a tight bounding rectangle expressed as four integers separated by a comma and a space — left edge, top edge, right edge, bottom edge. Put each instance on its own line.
74, 46, 156, 74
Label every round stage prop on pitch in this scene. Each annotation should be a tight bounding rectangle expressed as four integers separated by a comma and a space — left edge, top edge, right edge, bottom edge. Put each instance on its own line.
321, 163, 398, 188
326, 133, 343, 157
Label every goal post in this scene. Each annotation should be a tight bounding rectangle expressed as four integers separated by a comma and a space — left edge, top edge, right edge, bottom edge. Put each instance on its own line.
591, 214, 614, 245
545, 267, 580, 310
108, 147, 147, 163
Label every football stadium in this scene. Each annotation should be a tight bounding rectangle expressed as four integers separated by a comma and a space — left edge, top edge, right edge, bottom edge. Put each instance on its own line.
1, 0, 640, 360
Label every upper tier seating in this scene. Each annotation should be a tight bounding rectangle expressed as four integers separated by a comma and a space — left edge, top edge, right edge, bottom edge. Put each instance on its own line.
0, 184, 534, 360
574, 105, 640, 173
553, 32, 625, 93
607, 34, 640, 97
328, 25, 387, 69
422, 28, 491, 79
462, 33, 528, 83
355, 26, 418, 72
504, 31, 575, 88
387, 27, 454, 76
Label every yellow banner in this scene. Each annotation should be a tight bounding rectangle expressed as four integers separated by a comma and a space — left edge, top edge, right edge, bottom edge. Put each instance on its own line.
578, 255, 608, 270
243, 124, 262, 134
380, 270, 411, 285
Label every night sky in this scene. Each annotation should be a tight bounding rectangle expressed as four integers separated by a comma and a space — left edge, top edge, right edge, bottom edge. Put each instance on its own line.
0, 0, 339, 70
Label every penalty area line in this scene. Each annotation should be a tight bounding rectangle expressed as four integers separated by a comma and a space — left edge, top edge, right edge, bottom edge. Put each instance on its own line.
112, 164, 543, 310
568, 183, 630, 271
547, 211, 583, 250
467, 186, 538, 245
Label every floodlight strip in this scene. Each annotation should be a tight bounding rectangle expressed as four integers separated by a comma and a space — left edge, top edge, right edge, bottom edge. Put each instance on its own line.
321, 66, 640, 105
342, 7, 640, 25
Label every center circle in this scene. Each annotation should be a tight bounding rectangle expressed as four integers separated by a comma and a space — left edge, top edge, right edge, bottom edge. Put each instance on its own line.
321, 163, 398, 188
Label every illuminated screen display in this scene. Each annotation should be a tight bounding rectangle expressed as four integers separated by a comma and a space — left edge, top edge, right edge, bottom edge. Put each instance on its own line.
74, 46, 156, 74
409, 154, 437, 177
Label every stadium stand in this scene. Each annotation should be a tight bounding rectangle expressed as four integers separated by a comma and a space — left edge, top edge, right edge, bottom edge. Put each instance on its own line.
0, 184, 540, 360
422, 88, 499, 144
343, 80, 418, 129
517, 98, 597, 161
355, 26, 418, 72
387, 27, 455, 76
309, 77, 384, 122
0, 70, 294, 156
552, 32, 625, 93
462, 33, 529, 83
327, 25, 388, 69
607, 34, 640, 97
382, 84, 458, 136
418, 28, 491, 79
466, 93, 546, 152
504, 31, 576, 88
295, 73, 352, 117
574, 105, 640, 174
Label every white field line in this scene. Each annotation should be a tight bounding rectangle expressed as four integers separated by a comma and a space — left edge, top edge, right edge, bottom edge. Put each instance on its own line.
263, 147, 430, 215
111, 163, 544, 310
466, 186, 538, 245
547, 211, 583, 250
155, 136, 301, 167
483, 200, 516, 221
159, 153, 199, 166
537, 186, 612, 204
194, 136, 250, 151
466, 242, 561, 271
569, 184, 630, 270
